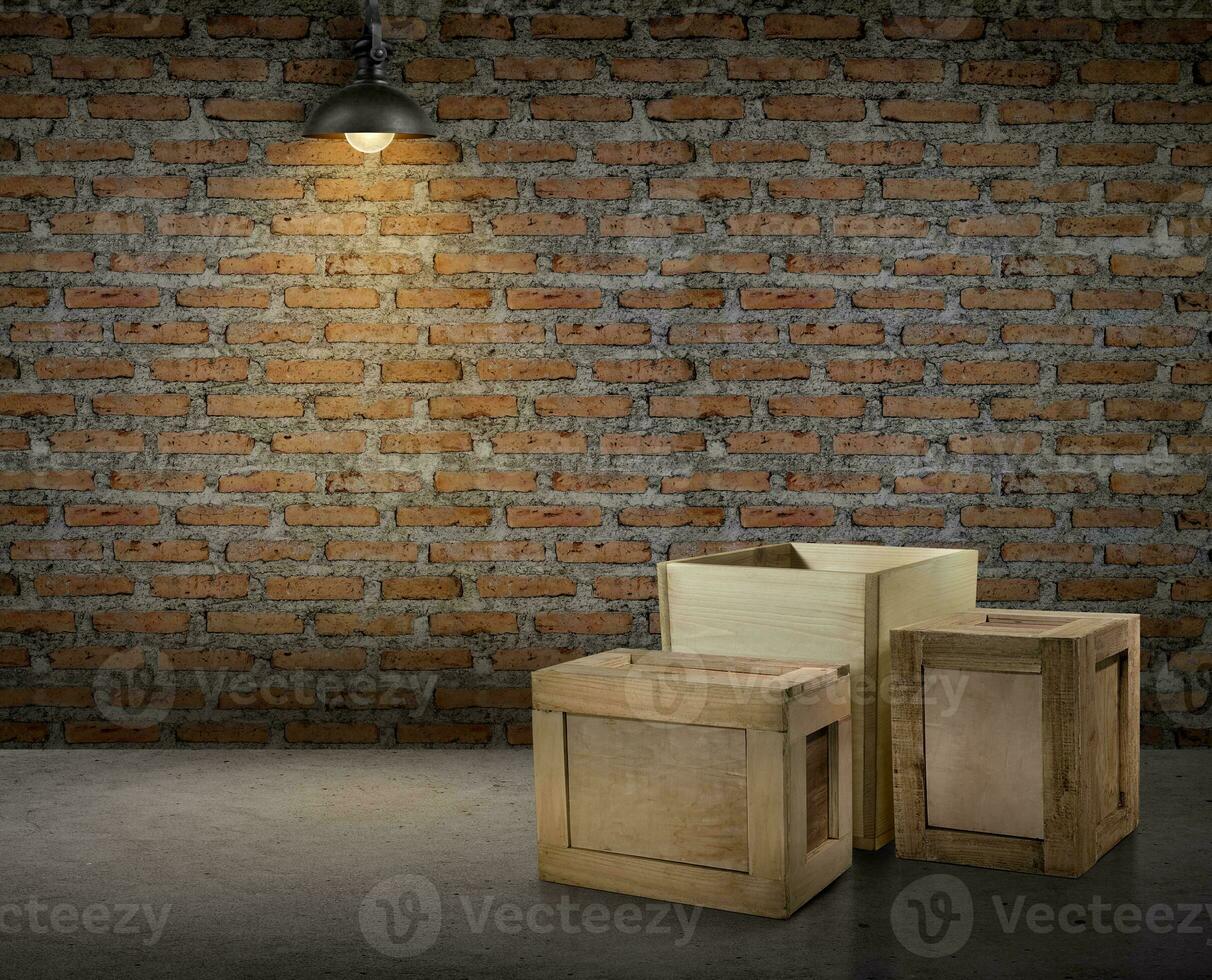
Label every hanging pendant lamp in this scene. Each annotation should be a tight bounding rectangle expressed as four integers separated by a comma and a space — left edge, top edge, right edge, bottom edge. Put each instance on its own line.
303, 0, 436, 154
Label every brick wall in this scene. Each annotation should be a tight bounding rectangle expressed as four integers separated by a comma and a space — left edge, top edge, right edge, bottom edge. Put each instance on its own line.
0, 2, 1209, 748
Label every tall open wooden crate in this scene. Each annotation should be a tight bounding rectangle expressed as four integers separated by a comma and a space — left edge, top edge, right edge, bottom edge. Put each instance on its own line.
658, 543, 977, 850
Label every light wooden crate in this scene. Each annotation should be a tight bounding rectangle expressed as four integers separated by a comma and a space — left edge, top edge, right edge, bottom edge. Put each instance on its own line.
891, 609, 1140, 876
532, 649, 852, 918
657, 543, 977, 850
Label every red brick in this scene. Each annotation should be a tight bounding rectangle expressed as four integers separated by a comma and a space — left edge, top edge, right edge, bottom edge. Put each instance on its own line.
1115, 101, 1212, 125
961, 61, 1059, 86
845, 58, 943, 83
431, 613, 517, 636
882, 17, 985, 40
641, 98, 744, 126
1058, 143, 1155, 166
944, 143, 1041, 167
613, 59, 708, 82
492, 213, 586, 237
534, 96, 630, 122
52, 212, 144, 235
836, 216, 928, 238
1058, 361, 1157, 384
88, 95, 188, 120
790, 322, 885, 345
177, 505, 270, 527
835, 434, 928, 456
0, 13, 70, 37
603, 434, 706, 455
949, 215, 1041, 237
160, 214, 253, 237
722, 213, 819, 236
65, 723, 159, 745
1081, 59, 1180, 84
740, 507, 836, 528
1116, 19, 1212, 44
1005, 18, 1101, 41
480, 141, 576, 163
1059, 434, 1153, 455
650, 14, 744, 39
764, 96, 865, 122
593, 141, 698, 164
439, 12, 509, 39
727, 58, 828, 81
880, 100, 980, 123
999, 101, 1095, 125
1173, 144, 1212, 166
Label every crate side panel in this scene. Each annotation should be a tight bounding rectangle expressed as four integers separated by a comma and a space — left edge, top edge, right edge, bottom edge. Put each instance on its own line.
924, 667, 1045, 840
566, 714, 749, 872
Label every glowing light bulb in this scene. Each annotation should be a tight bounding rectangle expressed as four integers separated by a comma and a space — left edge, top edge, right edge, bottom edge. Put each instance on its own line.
345, 132, 395, 154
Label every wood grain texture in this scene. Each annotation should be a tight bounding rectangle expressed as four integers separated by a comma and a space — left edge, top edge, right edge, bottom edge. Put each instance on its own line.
747, 728, 787, 880
532, 709, 569, 849
566, 714, 749, 872
1093, 653, 1123, 820
1042, 635, 1086, 876
891, 609, 1140, 877
532, 648, 843, 731
924, 667, 1044, 839
805, 727, 831, 853
532, 647, 852, 916
890, 629, 929, 860
660, 542, 977, 850
539, 844, 789, 919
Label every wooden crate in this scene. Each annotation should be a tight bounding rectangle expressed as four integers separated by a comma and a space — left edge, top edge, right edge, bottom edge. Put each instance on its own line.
657, 543, 977, 850
891, 609, 1140, 877
532, 648, 852, 918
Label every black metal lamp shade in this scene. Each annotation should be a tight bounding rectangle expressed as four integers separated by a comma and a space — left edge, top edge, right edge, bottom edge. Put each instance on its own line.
303, 81, 436, 140
302, 0, 435, 149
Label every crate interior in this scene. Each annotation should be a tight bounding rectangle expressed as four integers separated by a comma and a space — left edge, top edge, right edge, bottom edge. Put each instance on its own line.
683, 543, 959, 574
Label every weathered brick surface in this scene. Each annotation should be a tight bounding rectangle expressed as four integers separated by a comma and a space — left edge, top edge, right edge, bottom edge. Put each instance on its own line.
0, 1, 1209, 747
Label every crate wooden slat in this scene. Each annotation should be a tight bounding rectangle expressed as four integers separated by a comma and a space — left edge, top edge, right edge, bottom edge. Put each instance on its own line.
657, 543, 977, 850
532, 648, 852, 918
891, 609, 1140, 877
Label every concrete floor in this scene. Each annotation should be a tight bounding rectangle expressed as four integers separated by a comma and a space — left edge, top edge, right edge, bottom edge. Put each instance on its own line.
0, 750, 1208, 979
